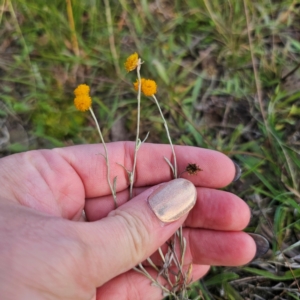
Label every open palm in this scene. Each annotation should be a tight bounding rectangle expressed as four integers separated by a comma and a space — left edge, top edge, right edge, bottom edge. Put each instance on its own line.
0, 142, 255, 300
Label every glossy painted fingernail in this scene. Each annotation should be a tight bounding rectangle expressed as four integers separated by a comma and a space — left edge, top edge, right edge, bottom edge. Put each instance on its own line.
232, 160, 242, 182
148, 178, 197, 223
248, 233, 269, 259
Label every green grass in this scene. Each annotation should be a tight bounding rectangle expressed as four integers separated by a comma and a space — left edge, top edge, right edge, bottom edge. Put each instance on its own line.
1, 0, 300, 298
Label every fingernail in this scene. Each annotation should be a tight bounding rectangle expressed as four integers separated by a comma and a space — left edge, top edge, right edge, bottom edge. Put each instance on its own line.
148, 178, 197, 223
232, 160, 242, 182
248, 233, 269, 259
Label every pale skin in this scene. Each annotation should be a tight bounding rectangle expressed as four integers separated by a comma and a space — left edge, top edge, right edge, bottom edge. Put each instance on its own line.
0, 142, 256, 300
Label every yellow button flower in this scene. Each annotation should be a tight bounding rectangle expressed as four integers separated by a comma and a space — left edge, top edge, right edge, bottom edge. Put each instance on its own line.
74, 84, 90, 96
142, 79, 157, 96
124, 52, 139, 72
133, 78, 157, 96
74, 94, 92, 111
74, 84, 92, 111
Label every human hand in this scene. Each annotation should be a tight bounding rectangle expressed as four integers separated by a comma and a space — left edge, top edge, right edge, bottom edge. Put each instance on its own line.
0, 142, 266, 299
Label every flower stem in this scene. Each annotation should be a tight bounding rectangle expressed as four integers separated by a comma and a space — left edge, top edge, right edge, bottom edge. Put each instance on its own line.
129, 58, 142, 199
150, 95, 190, 296
89, 107, 117, 208
152, 94, 177, 179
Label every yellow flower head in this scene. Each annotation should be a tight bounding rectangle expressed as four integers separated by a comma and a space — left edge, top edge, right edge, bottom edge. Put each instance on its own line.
142, 79, 157, 96
74, 84, 90, 97
74, 94, 92, 112
125, 52, 139, 72
74, 84, 92, 111
133, 78, 157, 96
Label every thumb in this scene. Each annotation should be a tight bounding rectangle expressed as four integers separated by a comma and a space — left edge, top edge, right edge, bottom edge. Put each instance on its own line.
76, 178, 196, 287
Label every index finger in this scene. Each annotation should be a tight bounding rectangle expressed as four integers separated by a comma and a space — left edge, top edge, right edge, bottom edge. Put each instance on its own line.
55, 142, 238, 198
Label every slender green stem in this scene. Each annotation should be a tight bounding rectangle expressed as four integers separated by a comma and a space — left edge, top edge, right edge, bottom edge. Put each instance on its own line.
89, 107, 117, 208
130, 58, 142, 199
152, 94, 177, 178
131, 64, 189, 299
151, 93, 190, 296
